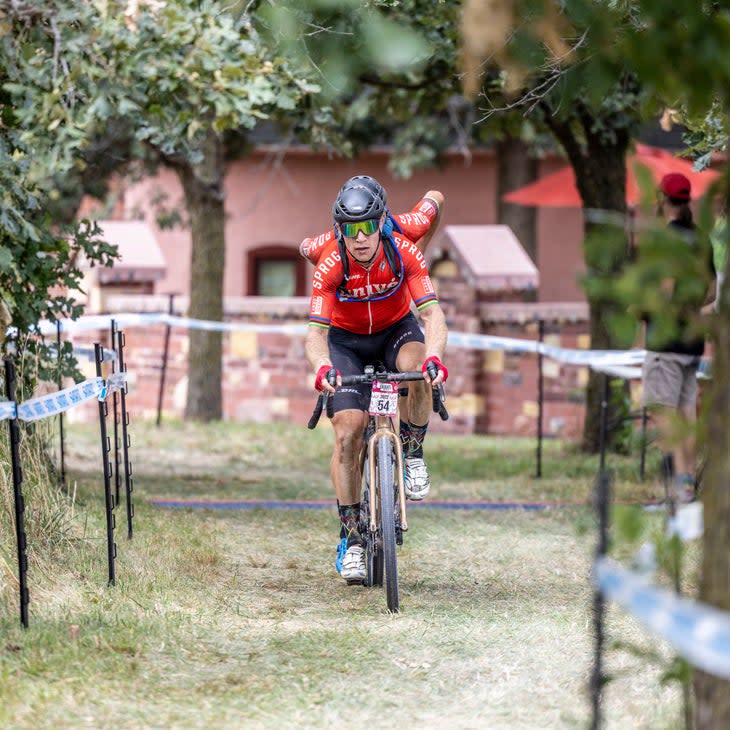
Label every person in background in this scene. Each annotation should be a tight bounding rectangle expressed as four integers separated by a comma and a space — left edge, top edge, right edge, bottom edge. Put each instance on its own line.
708, 207, 727, 310
641, 172, 715, 503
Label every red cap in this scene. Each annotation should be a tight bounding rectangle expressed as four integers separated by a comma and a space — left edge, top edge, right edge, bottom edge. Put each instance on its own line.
660, 172, 691, 202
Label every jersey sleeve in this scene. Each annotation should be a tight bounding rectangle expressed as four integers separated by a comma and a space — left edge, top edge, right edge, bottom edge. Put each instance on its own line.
308, 249, 341, 329
397, 236, 439, 311
393, 197, 440, 243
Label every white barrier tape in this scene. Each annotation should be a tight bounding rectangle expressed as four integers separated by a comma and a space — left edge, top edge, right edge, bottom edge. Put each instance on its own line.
33, 314, 651, 367
594, 556, 730, 680
34, 313, 166, 336
162, 314, 308, 336
0, 401, 17, 420
16, 377, 105, 422
33, 313, 712, 378
541, 344, 647, 367
447, 330, 541, 355
591, 364, 643, 379
667, 502, 704, 541
105, 372, 127, 395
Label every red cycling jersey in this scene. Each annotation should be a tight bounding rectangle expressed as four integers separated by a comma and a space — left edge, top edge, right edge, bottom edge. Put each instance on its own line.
300, 196, 440, 264
309, 233, 439, 335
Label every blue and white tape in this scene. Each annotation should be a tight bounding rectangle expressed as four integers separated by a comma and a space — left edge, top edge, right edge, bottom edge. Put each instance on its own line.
12, 377, 105, 423
104, 372, 128, 395
594, 556, 730, 680
0, 400, 17, 421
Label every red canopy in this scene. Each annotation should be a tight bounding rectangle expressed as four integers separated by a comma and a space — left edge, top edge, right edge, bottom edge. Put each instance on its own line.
503, 144, 719, 207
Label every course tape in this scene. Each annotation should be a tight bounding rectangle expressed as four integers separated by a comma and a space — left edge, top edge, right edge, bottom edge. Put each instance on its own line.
38, 313, 647, 369
33, 313, 712, 378
0, 373, 127, 423
594, 556, 730, 680
150, 498, 583, 511
36, 314, 308, 337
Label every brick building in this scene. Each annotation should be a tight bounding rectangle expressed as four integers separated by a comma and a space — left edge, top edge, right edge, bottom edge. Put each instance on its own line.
71, 147, 598, 437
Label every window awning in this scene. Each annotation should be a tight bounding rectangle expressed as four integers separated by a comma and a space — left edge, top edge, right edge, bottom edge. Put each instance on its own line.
436, 225, 538, 292
94, 220, 166, 284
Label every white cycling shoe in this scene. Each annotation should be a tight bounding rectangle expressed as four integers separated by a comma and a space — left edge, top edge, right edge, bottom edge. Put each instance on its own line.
404, 457, 431, 500
340, 544, 366, 582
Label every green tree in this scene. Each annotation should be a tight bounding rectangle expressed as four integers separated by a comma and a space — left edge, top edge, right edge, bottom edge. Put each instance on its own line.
3, 0, 320, 420
470, 0, 730, 723
577, 3, 730, 724
0, 5, 119, 390
460, 0, 662, 452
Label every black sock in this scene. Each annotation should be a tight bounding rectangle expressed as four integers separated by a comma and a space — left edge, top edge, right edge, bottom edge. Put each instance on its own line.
400, 421, 428, 458
338, 502, 362, 547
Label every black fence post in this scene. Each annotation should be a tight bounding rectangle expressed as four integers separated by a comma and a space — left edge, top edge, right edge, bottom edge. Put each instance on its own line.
639, 406, 648, 482
117, 330, 134, 540
590, 372, 612, 730
5, 359, 29, 627
156, 293, 176, 427
56, 321, 66, 491
95, 343, 116, 586
535, 318, 545, 478
110, 320, 121, 505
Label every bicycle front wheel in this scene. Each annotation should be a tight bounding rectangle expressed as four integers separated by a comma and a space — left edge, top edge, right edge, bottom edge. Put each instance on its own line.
377, 437, 399, 613
361, 455, 383, 588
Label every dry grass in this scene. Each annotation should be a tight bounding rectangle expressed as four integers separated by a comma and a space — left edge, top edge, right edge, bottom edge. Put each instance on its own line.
0, 420, 687, 729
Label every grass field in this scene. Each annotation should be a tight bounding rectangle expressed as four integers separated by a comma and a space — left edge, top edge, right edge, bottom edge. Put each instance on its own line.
0, 419, 692, 729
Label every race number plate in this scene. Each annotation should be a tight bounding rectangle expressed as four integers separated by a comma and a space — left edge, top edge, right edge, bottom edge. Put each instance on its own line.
368, 381, 398, 416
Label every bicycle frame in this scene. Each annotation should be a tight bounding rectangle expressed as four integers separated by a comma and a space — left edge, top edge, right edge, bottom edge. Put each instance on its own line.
366, 407, 407, 535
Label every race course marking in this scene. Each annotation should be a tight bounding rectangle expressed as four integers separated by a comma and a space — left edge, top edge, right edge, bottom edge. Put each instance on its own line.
150, 499, 584, 511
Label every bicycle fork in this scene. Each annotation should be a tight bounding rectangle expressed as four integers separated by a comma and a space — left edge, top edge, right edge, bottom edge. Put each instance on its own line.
367, 422, 408, 535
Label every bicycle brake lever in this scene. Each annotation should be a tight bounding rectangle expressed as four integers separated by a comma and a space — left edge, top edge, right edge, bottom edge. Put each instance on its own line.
325, 368, 337, 418
308, 394, 324, 429
426, 362, 449, 420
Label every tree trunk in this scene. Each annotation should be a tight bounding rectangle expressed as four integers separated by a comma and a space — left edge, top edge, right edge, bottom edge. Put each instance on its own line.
177, 130, 226, 421
544, 111, 632, 452
496, 135, 538, 267
694, 243, 730, 727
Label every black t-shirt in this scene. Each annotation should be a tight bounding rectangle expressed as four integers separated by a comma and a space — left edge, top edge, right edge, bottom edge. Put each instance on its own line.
645, 218, 714, 356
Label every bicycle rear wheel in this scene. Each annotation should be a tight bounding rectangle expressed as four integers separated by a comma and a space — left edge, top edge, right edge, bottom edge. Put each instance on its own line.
377, 437, 399, 613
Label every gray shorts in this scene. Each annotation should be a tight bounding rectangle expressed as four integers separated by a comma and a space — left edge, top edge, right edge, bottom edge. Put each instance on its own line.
641, 351, 700, 409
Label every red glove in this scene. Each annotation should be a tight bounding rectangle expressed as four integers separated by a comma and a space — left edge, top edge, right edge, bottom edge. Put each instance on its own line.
314, 365, 340, 391
422, 356, 448, 382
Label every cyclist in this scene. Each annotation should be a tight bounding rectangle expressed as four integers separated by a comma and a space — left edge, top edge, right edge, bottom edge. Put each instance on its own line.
299, 174, 444, 264
305, 176, 448, 582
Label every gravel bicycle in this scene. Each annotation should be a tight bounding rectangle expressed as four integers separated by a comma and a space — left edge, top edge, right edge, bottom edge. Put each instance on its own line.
308, 363, 448, 612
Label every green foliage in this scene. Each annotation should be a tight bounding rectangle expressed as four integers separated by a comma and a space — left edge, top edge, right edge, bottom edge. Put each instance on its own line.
0, 131, 118, 390
257, 0, 463, 175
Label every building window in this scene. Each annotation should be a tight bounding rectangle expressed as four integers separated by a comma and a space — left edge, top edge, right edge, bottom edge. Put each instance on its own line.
247, 245, 306, 296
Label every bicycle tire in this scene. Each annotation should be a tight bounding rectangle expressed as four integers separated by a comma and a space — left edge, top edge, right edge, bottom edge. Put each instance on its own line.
360, 461, 383, 588
377, 437, 399, 613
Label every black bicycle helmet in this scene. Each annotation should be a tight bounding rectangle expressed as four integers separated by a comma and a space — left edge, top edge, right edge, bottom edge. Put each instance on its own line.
332, 184, 386, 223
338, 175, 387, 204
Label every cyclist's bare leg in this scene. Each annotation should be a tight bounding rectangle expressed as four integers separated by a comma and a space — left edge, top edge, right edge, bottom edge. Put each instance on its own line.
395, 341, 430, 426
331, 409, 368, 504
